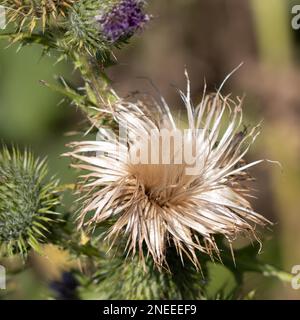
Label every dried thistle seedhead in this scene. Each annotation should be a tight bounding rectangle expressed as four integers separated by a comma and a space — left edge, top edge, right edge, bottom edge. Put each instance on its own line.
4, 0, 77, 32
0, 145, 60, 257
67, 77, 270, 270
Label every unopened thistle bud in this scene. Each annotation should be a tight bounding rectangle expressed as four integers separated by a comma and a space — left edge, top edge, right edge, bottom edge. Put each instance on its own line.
0, 146, 60, 257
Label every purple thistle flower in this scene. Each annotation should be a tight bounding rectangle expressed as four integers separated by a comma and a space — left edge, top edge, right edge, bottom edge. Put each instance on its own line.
96, 0, 150, 43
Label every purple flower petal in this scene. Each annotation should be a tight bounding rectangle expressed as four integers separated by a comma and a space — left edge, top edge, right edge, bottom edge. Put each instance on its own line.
96, 0, 150, 42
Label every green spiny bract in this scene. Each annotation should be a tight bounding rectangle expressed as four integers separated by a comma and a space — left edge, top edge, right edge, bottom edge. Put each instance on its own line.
3, 0, 77, 32
78, 245, 205, 300
0, 146, 61, 257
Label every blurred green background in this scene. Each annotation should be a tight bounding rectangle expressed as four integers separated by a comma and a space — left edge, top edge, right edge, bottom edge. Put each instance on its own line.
1, 0, 300, 299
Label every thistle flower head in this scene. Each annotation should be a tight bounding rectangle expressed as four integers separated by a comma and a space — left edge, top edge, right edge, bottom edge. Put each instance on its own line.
65, 0, 149, 56
0, 146, 60, 257
3, 0, 76, 32
95, 0, 150, 43
67, 76, 270, 269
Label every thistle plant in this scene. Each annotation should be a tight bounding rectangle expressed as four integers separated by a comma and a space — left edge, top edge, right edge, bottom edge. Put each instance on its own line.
0, 1, 292, 300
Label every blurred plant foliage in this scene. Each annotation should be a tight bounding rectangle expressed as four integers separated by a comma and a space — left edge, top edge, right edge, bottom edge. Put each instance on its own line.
0, 0, 293, 300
